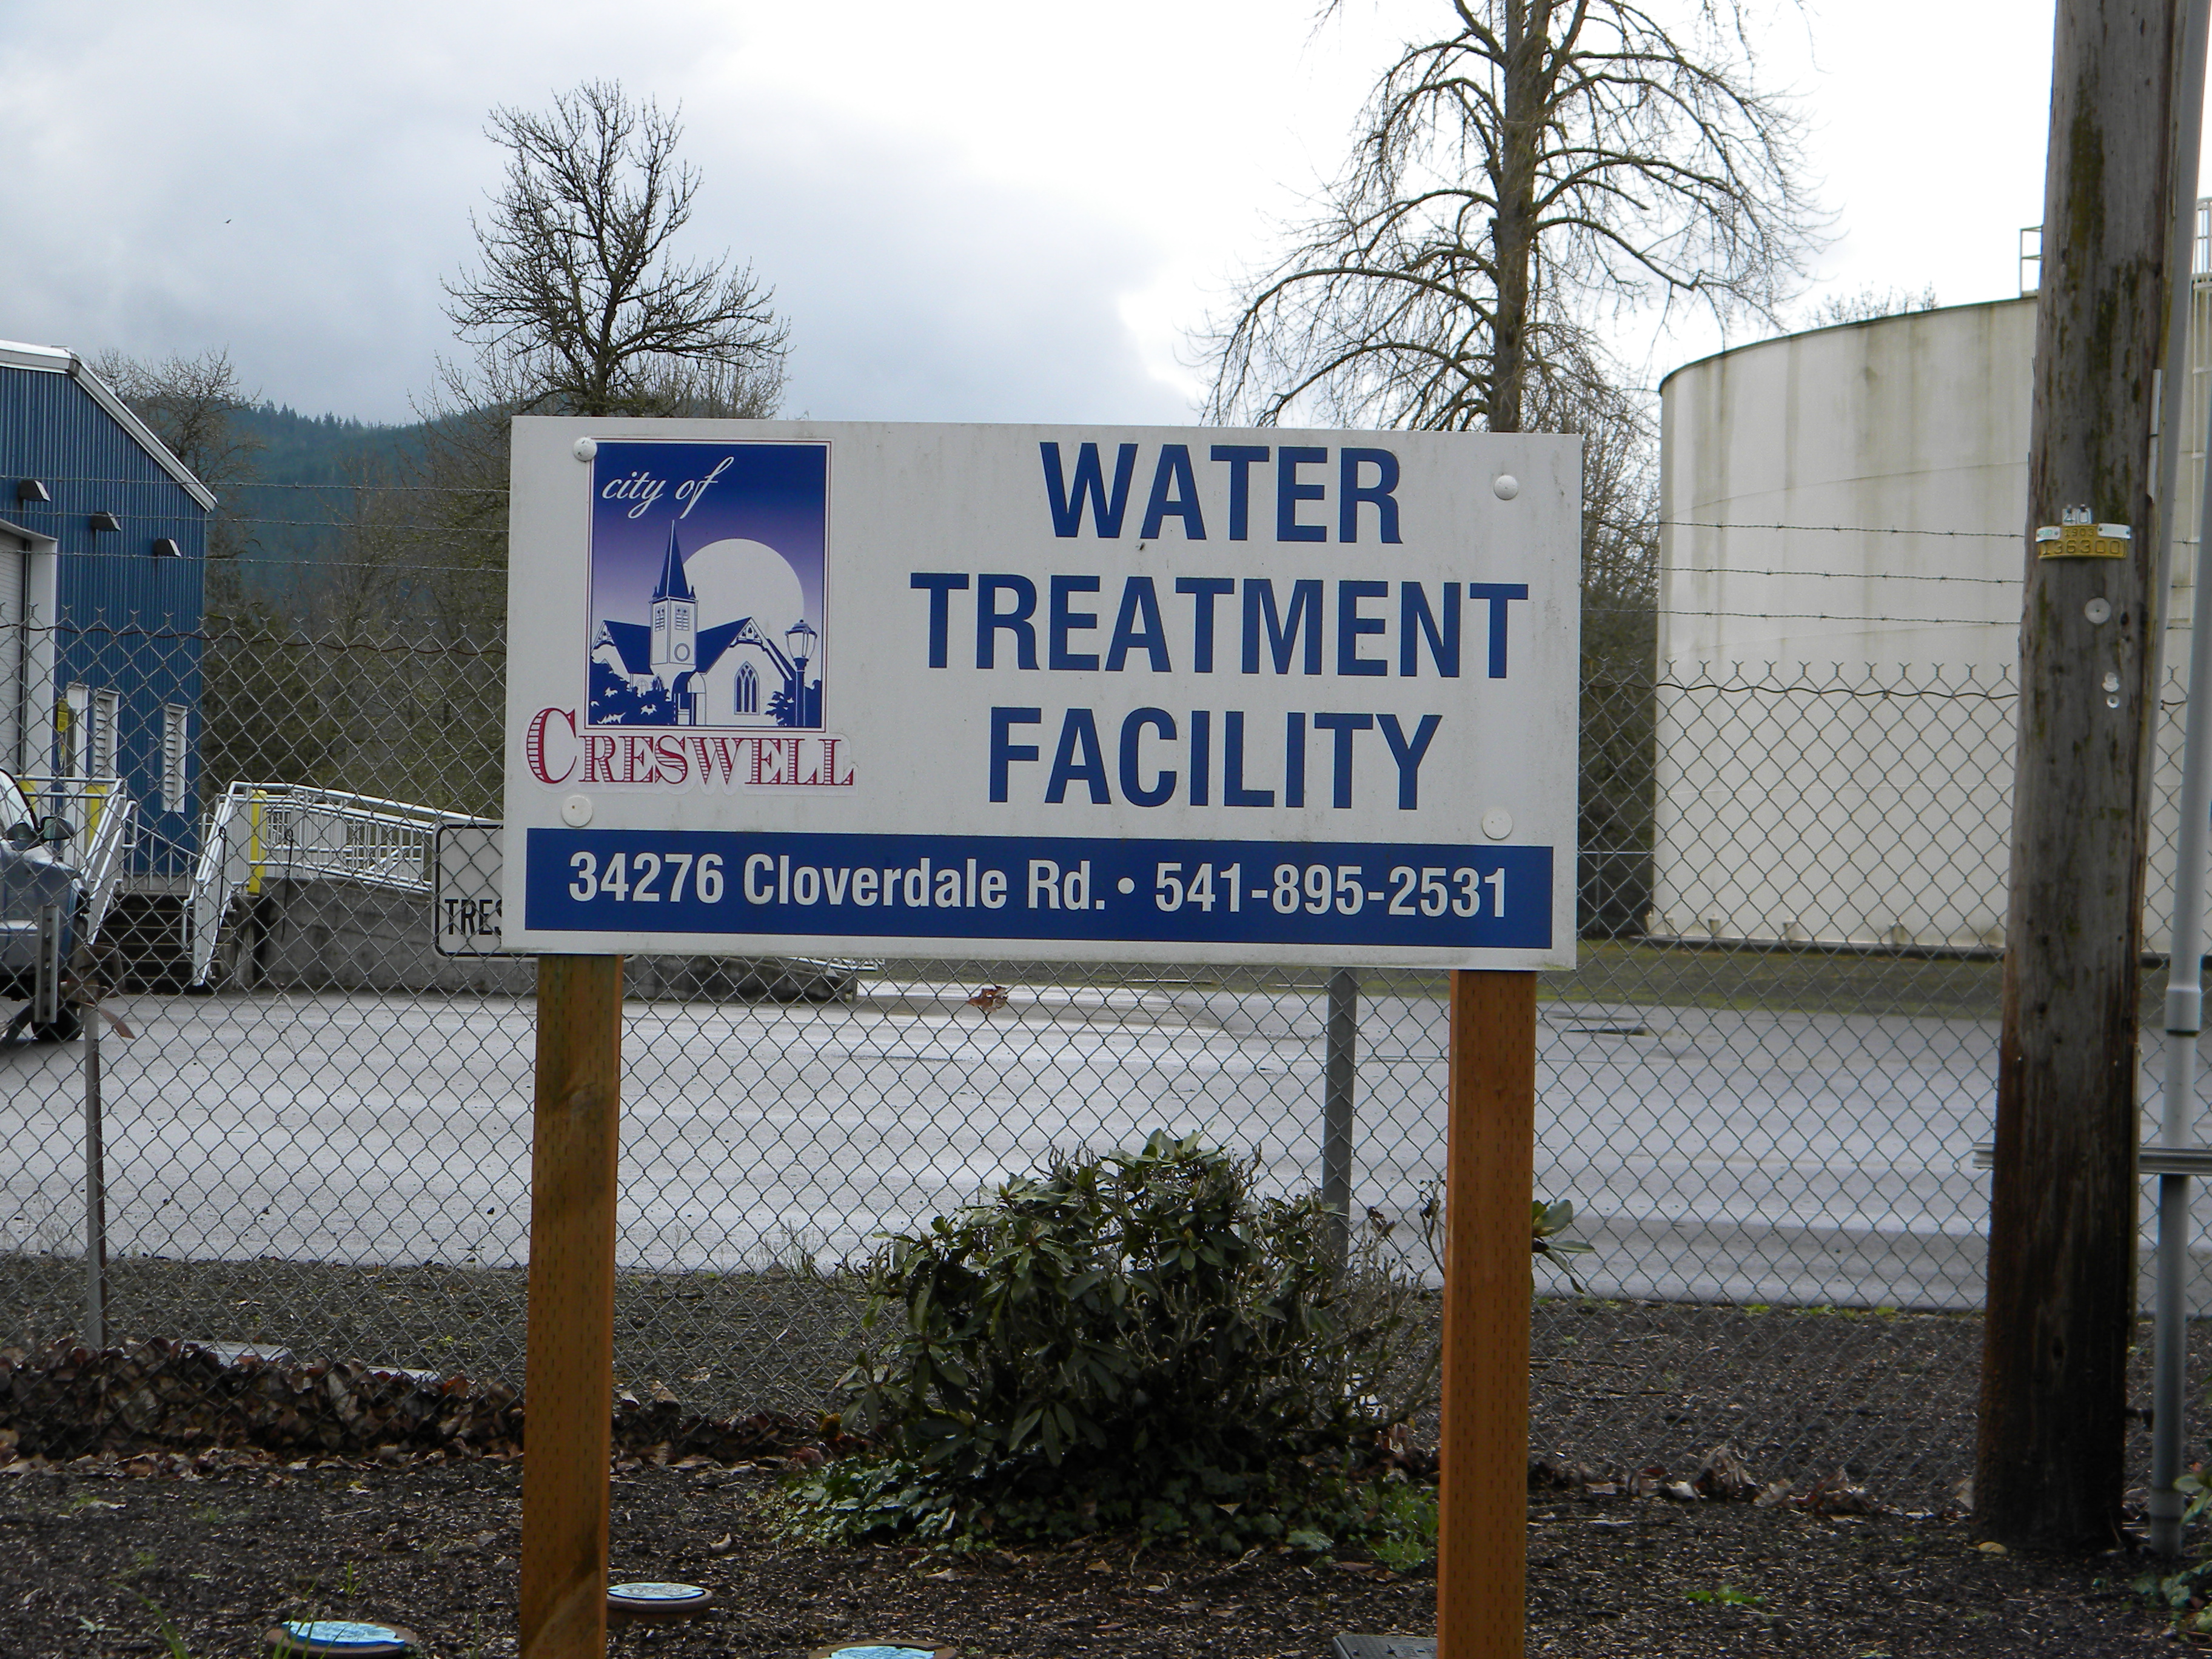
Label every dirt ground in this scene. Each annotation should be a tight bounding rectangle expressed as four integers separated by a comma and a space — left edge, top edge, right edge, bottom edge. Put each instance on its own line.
0, 1451, 2186, 1659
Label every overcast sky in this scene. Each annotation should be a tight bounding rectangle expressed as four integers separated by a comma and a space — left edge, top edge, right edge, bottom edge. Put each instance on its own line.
0, 1, 2088, 427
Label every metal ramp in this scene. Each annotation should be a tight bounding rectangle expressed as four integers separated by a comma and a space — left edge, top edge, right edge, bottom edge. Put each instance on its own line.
188, 783, 477, 985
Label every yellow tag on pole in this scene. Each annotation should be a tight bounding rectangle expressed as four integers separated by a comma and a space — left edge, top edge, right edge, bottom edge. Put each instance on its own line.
2036, 521, 2131, 558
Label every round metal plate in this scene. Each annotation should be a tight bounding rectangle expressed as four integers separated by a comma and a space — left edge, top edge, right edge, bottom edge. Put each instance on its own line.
607, 1581, 714, 1623
264, 1620, 418, 1657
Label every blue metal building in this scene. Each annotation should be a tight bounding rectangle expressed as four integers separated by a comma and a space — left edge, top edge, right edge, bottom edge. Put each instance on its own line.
0, 339, 213, 885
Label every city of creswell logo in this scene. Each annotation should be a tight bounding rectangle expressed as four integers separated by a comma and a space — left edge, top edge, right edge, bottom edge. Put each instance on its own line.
522, 438, 853, 790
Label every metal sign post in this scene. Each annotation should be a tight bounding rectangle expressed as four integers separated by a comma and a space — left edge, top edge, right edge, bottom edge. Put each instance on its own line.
504, 418, 1579, 1658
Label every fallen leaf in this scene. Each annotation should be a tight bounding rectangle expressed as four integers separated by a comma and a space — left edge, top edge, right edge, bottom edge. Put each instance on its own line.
1693, 1443, 1760, 1501
1804, 1470, 1884, 1517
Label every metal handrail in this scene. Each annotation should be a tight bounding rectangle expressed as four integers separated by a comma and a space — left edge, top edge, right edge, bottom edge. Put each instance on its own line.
188, 783, 477, 985
15, 775, 136, 949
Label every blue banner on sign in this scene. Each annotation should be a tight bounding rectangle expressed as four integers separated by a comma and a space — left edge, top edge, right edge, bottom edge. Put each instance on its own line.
525, 830, 1549, 950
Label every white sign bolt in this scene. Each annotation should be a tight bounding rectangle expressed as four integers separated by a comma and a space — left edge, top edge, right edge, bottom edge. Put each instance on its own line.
561, 794, 594, 827
1492, 474, 1520, 501
1481, 808, 1513, 840
573, 438, 598, 463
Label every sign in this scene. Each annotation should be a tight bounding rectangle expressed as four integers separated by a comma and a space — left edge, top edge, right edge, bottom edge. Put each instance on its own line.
504, 420, 1580, 967
432, 822, 509, 956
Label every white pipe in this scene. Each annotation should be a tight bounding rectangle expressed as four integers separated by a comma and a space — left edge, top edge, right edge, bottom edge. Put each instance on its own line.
2152, 0, 2212, 1555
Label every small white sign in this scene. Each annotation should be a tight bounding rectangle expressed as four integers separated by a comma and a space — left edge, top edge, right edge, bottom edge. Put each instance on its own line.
504, 420, 1581, 968
432, 822, 509, 956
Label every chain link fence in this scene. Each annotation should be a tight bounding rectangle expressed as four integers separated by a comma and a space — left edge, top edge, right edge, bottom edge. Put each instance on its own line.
5, 612, 2211, 1509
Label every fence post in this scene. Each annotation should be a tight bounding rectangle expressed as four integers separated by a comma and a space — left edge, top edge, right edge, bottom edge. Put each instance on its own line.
1322, 968, 1358, 1258
1436, 968, 1534, 1659
82, 979, 106, 1353
520, 954, 624, 1659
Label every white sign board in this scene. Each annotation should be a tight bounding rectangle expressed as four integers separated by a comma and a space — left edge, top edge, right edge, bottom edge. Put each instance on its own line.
504, 420, 1580, 968
432, 822, 509, 956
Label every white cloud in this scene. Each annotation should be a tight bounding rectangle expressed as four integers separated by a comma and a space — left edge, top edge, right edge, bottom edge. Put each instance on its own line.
0, 0, 2168, 422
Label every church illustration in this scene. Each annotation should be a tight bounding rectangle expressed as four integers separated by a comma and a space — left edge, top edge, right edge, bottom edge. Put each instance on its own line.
589, 523, 823, 729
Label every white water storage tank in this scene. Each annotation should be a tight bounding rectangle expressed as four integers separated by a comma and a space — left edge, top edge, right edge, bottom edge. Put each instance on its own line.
1654, 283, 2212, 954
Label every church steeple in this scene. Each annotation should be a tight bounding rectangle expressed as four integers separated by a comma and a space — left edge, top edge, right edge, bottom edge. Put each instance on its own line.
652, 523, 695, 603
649, 521, 699, 714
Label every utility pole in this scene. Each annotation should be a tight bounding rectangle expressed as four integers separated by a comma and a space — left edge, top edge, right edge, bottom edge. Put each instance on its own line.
1977, 0, 2185, 1548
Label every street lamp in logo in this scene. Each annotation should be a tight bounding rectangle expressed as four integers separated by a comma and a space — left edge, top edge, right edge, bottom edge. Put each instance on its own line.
786, 618, 819, 724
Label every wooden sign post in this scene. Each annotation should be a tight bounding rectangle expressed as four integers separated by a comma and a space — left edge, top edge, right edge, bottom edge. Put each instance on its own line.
1436, 968, 1536, 1658
520, 954, 625, 1659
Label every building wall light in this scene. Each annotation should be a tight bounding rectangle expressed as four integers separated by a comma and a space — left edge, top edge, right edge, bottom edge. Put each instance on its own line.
16, 480, 50, 504
88, 511, 121, 532
150, 537, 181, 558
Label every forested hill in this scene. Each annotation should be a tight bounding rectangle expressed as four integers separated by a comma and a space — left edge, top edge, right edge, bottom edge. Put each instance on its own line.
235, 404, 406, 484
217, 404, 424, 602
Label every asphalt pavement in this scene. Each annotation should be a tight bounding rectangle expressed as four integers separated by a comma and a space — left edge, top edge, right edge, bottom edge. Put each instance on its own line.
5, 977, 2209, 1310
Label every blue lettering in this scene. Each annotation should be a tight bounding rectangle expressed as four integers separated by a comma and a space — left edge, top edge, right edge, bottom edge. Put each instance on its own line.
1276, 446, 1327, 542
1210, 444, 1269, 540
1284, 712, 1306, 808
1242, 578, 1323, 675
1189, 709, 1212, 805
1312, 712, 1373, 808
910, 572, 968, 669
1049, 575, 1102, 671
1105, 577, 1172, 672
1468, 583, 1530, 678
1401, 582, 1461, 677
1339, 449, 1401, 543
977, 575, 1039, 669
1379, 713, 1442, 809
1175, 577, 1236, 673
1223, 710, 1274, 806
1338, 580, 1387, 677
1119, 708, 1177, 806
990, 707, 1042, 802
1040, 441, 1138, 537
1045, 708, 1112, 804
1138, 444, 1207, 540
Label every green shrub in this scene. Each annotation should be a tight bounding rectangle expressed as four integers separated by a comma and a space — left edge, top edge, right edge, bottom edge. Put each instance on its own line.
813, 1132, 1419, 1547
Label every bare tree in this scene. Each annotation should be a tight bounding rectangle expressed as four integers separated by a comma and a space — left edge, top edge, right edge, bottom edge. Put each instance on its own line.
1203, 1, 1818, 435
90, 347, 264, 589
87, 347, 261, 489
441, 79, 789, 420
1801, 284, 1939, 328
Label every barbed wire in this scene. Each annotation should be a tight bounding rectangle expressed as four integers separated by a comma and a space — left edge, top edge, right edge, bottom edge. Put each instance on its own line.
1666, 565, 2023, 586
1663, 609, 2018, 626
1660, 518, 2025, 540
13, 474, 2192, 549
24, 473, 507, 496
